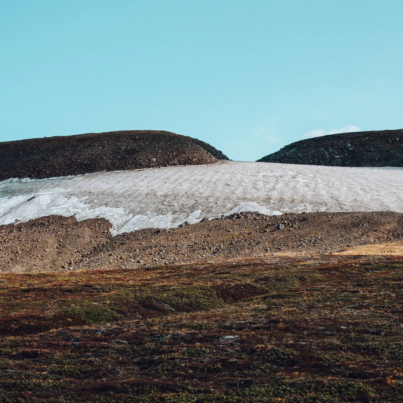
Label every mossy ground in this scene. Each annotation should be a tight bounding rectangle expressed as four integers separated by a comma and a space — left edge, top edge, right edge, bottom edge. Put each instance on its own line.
0, 255, 402, 402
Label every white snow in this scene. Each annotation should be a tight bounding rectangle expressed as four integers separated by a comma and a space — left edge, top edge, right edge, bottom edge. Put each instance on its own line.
225, 202, 282, 217
1, 161, 403, 235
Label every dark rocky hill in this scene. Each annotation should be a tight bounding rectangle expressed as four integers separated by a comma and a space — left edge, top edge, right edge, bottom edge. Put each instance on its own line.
190, 138, 229, 160
0, 130, 220, 180
258, 129, 403, 166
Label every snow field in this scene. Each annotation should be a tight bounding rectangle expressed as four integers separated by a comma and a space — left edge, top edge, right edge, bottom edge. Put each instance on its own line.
1, 161, 403, 235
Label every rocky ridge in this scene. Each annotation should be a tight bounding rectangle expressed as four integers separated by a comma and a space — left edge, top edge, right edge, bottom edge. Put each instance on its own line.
258, 129, 403, 166
190, 137, 229, 160
0, 130, 220, 180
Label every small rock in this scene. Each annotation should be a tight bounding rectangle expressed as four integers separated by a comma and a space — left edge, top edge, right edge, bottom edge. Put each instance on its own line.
20, 351, 40, 359
221, 335, 239, 342
108, 365, 123, 375
113, 339, 129, 345
236, 379, 254, 388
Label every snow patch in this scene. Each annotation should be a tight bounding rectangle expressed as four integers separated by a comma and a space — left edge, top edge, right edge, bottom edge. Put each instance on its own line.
0, 190, 132, 232
1, 161, 403, 235
225, 202, 282, 216
116, 213, 176, 235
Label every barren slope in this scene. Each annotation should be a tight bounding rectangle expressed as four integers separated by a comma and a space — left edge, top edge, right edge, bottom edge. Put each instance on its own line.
0, 130, 218, 180
190, 137, 229, 160
258, 129, 403, 166
2, 212, 403, 272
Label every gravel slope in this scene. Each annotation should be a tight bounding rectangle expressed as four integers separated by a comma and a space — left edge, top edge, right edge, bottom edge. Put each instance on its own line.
1, 211, 402, 272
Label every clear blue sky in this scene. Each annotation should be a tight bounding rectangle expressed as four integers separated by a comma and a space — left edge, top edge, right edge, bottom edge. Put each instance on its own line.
1, 1, 402, 161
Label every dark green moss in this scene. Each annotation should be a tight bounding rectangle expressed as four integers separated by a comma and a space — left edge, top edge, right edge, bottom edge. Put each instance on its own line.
62, 304, 119, 323
135, 286, 224, 312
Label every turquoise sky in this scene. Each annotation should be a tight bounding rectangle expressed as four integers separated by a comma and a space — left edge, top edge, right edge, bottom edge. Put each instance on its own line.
1, 0, 402, 161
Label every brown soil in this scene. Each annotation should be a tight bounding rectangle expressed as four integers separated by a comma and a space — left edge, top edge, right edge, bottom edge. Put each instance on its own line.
258, 128, 403, 166
1, 211, 403, 273
0, 216, 111, 273
0, 130, 218, 180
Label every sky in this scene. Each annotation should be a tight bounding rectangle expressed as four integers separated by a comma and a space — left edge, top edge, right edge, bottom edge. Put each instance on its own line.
1, 0, 403, 161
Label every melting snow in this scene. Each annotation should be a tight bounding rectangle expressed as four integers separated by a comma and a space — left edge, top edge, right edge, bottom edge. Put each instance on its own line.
1, 161, 403, 235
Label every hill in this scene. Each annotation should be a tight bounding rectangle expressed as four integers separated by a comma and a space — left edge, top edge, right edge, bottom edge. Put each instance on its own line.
258, 129, 403, 166
0, 130, 219, 180
190, 137, 229, 160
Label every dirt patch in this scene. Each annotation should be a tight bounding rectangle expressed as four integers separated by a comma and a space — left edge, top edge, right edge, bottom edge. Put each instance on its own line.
78, 211, 403, 271
1, 211, 403, 273
334, 241, 403, 255
0, 216, 111, 272
0, 130, 218, 180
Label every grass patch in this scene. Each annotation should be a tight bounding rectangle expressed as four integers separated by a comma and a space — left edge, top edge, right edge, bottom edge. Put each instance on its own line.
135, 286, 225, 312
62, 304, 119, 323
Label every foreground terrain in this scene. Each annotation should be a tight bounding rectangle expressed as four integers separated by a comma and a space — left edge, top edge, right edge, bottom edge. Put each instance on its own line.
0, 254, 402, 402
2, 154, 403, 402
1, 211, 403, 273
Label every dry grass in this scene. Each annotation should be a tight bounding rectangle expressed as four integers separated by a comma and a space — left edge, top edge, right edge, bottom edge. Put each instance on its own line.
335, 241, 403, 256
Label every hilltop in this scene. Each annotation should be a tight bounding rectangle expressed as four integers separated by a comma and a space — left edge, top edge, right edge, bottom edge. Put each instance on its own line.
0, 130, 222, 180
258, 129, 403, 166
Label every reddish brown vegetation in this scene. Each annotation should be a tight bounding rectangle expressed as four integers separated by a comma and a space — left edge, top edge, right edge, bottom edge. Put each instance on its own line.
0, 255, 402, 401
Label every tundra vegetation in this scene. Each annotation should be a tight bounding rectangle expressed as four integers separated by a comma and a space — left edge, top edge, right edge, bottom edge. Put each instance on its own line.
0, 255, 402, 402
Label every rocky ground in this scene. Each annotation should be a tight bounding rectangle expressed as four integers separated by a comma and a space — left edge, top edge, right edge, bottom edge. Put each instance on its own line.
1, 211, 403, 273
3, 131, 403, 402
0, 216, 111, 273
258, 129, 403, 166
0, 130, 220, 180
1, 212, 403, 402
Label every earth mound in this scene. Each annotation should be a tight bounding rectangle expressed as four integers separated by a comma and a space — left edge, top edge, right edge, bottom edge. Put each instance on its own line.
0, 130, 219, 180
258, 129, 403, 166
190, 137, 229, 160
